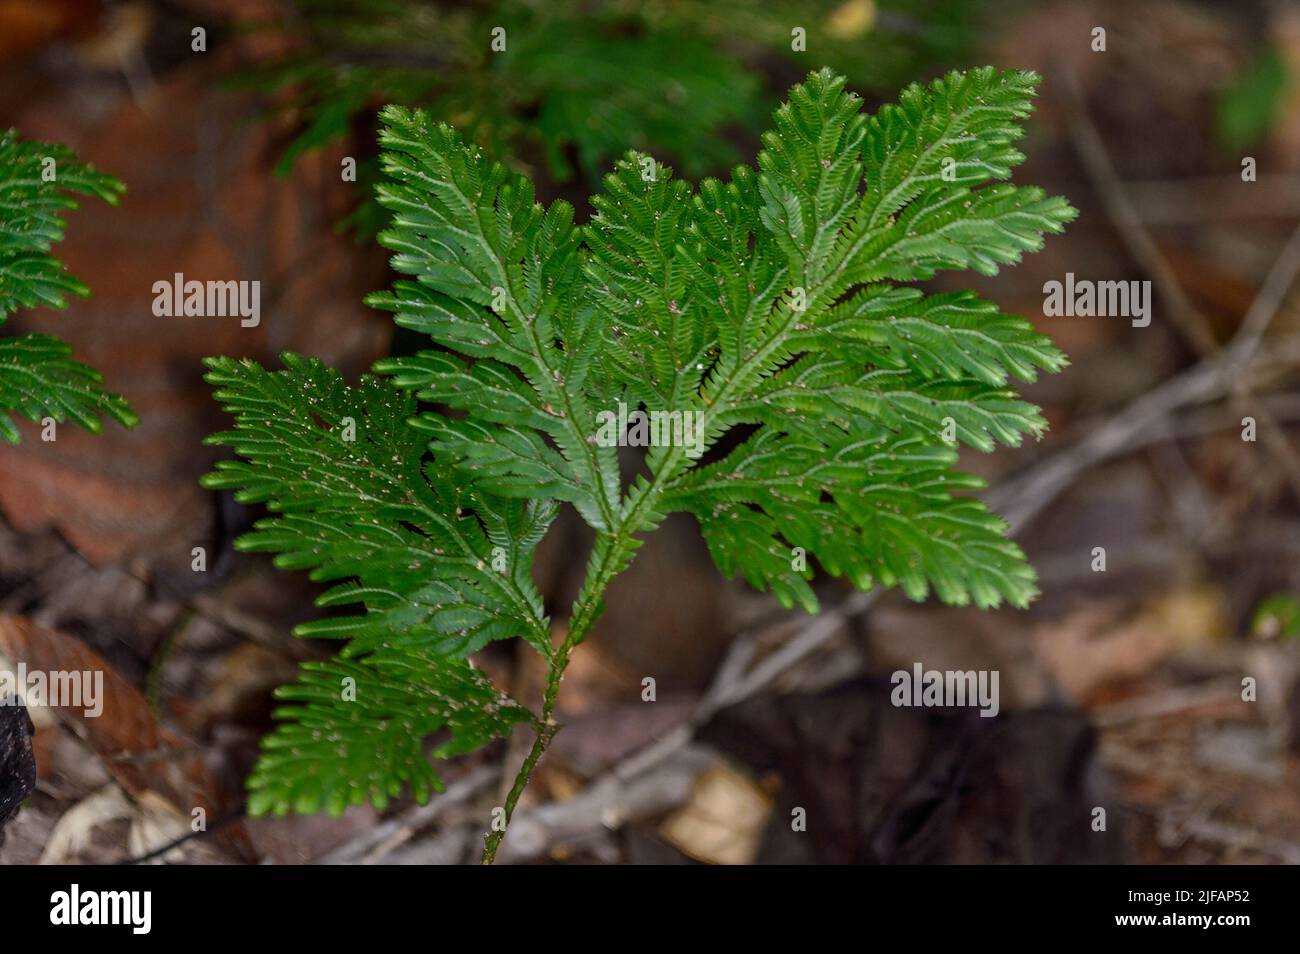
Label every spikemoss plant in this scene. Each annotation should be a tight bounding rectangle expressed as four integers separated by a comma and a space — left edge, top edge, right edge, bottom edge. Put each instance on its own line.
203, 67, 1074, 864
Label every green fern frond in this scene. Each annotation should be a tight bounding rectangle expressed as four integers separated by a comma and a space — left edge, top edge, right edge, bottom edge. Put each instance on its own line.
368, 66, 1069, 606
247, 646, 532, 816
0, 130, 135, 441
202, 354, 554, 658
206, 67, 1073, 833
203, 354, 553, 814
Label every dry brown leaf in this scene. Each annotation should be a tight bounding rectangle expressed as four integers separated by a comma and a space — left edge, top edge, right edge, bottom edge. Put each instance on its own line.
0, 68, 389, 567
1035, 585, 1230, 702
0, 0, 100, 60
658, 762, 772, 865
0, 614, 224, 819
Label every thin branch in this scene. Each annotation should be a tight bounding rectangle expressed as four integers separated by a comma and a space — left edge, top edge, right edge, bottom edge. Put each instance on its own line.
989, 335, 1300, 532
1062, 66, 1300, 503
315, 765, 498, 865
1062, 70, 1218, 356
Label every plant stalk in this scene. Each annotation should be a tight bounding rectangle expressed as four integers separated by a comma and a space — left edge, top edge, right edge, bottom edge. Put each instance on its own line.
479, 495, 670, 862
478, 612, 587, 864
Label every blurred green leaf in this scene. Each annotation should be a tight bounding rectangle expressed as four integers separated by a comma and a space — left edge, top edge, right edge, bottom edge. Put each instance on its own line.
1217, 45, 1289, 151
1251, 592, 1300, 641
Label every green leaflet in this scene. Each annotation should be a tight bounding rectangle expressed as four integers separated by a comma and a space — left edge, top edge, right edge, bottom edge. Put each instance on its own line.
202, 354, 554, 658
207, 67, 1073, 817
367, 108, 623, 532
247, 647, 532, 816
820, 287, 1066, 386
0, 130, 135, 441
664, 428, 1037, 611
204, 354, 554, 814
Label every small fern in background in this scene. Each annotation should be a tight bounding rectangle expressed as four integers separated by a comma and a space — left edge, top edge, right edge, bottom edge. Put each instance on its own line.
204, 67, 1073, 862
0, 131, 136, 443
236, 0, 979, 236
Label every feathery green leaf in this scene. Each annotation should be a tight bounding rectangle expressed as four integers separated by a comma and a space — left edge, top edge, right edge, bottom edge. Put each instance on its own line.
207, 67, 1073, 818
0, 130, 135, 441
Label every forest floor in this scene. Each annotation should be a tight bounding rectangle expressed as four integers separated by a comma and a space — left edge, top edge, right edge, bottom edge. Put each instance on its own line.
2, 0, 1299, 864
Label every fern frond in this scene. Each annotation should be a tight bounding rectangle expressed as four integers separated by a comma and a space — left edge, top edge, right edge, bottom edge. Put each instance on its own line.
0, 130, 135, 441
367, 109, 623, 531
202, 354, 554, 657
203, 353, 553, 812
0, 335, 136, 442
362, 65, 1066, 614
206, 66, 1073, 821
820, 287, 1066, 386
666, 429, 1037, 611
247, 646, 532, 815
586, 67, 1073, 607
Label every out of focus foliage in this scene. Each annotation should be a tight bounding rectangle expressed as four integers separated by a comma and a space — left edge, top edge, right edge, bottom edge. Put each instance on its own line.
237, 0, 982, 235
0, 131, 135, 442
1216, 42, 1290, 150
1251, 592, 1300, 640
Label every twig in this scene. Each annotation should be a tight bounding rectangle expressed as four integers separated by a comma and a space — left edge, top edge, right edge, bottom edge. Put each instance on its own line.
989, 335, 1300, 531
314, 765, 498, 864
121, 805, 247, 865
1063, 67, 1300, 502
497, 745, 718, 864
1062, 70, 1218, 356
1227, 215, 1300, 356
1091, 679, 1245, 728
1159, 810, 1300, 864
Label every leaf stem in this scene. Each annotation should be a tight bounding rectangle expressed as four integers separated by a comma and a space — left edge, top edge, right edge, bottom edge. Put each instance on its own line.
479, 680, 559, 865
480, 628, 586, 863
479, 530, 645, 864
